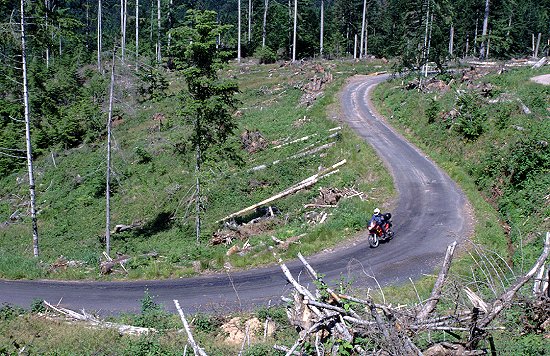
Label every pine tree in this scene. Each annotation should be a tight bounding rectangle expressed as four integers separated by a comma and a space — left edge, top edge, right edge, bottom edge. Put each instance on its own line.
170, 10, 239, 242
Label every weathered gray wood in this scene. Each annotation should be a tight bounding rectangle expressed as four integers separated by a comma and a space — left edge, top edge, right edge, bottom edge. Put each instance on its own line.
174, 299, 208, 356
417, 241, 457, 320
21, 0, 40, 257
218, 160, 346, 222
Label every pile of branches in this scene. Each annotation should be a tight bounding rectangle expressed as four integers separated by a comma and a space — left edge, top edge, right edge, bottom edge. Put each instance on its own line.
276, 232, 549, 355
305, 186, 367, 209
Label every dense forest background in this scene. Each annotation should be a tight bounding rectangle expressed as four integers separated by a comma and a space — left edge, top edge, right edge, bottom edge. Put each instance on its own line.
1, 0, 549, 179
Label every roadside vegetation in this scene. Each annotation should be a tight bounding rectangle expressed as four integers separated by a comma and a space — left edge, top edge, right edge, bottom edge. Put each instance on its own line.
0, 59, 393, 280
372, 66, 549, 268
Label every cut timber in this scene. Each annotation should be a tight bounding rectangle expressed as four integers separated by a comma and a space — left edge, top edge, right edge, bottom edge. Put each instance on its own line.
43, 301, 155, 335
174, 299, 208, 356
217, 160, 346, 222
416, 241, 457, 320
532, 57, 547, 69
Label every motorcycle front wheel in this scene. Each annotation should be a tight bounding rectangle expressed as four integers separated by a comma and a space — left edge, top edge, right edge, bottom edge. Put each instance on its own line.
368, 233, 379, 248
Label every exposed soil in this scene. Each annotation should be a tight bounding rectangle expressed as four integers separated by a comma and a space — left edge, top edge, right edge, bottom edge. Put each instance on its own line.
531, 74, 550, 85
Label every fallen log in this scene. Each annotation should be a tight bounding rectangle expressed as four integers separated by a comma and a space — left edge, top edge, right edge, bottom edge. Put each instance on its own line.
477, 232, 550, 329
100, 254, 131, 274
217, 160, 346, 222
43, 301, 155, 336
416, 241, 457, 320
532, 56, 548, 69
174, 299, 208, 356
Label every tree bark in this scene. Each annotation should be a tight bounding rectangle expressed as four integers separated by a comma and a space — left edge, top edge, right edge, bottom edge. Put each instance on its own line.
195, 144, 201, 243
479, 0, 490, 60
417, 242, 457, 320
238, 0, 241, 62
97, 0, 102, 71
248, 0, 252, 43
449, 25, 454, 57
121, 0, 127, 62
45, 0, 50, 68
167, 0, 173, 50
353, 34, 357, 59
174, 300, 208, 356
534, 33, 541, 58
105, 47, 117, 257
474, 18, 478, 56
319, 0, 323, 56
262, 0, 268, 48
360, 0, 366, 58
21, 0, 40, 257
156, 0, 161, 63
292, 0, 297, 62
425, 12, 433, 77
422, 0, 430, 75
135, 0, 139, 70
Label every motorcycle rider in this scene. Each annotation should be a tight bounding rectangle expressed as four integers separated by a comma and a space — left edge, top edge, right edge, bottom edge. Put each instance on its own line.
370, 208, 386, 235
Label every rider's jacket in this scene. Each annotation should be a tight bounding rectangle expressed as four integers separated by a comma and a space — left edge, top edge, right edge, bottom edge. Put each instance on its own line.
370, 213, 384, 226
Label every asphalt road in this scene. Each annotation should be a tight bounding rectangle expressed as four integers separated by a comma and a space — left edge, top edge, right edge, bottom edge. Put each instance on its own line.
0, 74, 472, 315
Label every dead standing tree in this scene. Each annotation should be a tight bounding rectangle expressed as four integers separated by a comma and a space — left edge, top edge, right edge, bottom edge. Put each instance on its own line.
20, 0, 40, 257
277, 234, 550, 354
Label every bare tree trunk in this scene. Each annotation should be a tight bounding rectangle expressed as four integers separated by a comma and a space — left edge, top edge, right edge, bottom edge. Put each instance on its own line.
465, 35, 469, 58
319, 0, 324, 57
238, 0, 241, 62
167, 0, 173, 50
21, 0, 40, 258
135, 0, 139, 70
121, 0, 127, 62
45, 0, 50, 68
85, 0, 90, 49
97, 0, 102, 71
248, 0, 252, 43
485, 31, 491, 59
156, 0, 161, 63
534, 33, 541, 58
292, 0, 297, 62
58, 24, 62, 56
195, 143, 201, 243
365, 19, 368, 56
474, 18, 478, 56
150, 0, 153, 43
449, 25, 454, 57
353, 34, 357, 59
262, 0, 268, 48
479, 0, 490, 60
360, 0, 366, 58
105, 47, 117, 257
422, 0, 430, 77
425, 13, 433, 76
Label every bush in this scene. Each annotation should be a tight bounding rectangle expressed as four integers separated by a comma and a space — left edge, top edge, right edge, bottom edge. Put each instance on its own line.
454, 92, 486, 140
0, 304, 24, 321
193, 313, 223, 333
135, 291, 174, 330
426, 97, 440, 124
254, 47, 277, 64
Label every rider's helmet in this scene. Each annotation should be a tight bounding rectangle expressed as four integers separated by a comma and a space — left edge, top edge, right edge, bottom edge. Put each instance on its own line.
373, 208, 380, 215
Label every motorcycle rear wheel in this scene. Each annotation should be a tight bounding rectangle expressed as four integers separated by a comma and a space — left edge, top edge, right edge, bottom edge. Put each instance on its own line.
368, 233, 379, 248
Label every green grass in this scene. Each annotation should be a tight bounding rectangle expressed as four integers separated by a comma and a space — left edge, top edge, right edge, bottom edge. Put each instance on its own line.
0, 59, 393, 280
371, 66, 550, 292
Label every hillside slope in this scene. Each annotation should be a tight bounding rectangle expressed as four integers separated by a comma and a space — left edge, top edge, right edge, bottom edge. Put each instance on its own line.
0, 60, 393, 280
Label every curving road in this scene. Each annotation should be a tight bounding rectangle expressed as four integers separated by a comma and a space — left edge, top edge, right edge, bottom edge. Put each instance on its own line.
0, 75, 471, 315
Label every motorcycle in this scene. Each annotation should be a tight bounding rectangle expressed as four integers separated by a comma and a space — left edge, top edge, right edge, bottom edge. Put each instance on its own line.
367, 213, 394, 248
